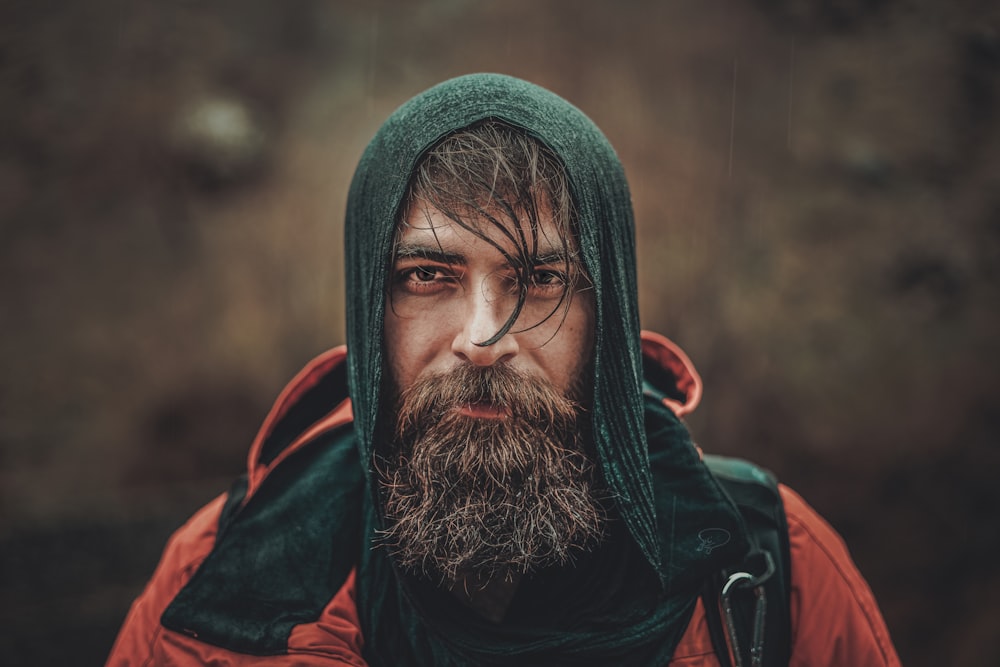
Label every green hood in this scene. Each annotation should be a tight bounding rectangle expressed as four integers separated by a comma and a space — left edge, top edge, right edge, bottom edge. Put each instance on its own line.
345, 74, 748, 665
345, 72, 658, 569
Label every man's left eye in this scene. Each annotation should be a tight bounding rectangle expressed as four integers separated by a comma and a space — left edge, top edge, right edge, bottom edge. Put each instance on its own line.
531, 270, 568, 287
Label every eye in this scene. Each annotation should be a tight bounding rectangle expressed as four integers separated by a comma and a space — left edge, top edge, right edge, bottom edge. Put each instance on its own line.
394, 264, 459, 295
410, 267, 438, 282
531, 269, 569, 289
529, 268, 570, 299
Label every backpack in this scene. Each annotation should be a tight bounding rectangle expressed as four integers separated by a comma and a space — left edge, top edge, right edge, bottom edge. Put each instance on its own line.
702, 454, 792, 667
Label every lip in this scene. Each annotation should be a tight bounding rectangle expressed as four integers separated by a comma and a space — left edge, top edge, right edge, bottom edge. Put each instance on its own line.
457, 403, 510, 420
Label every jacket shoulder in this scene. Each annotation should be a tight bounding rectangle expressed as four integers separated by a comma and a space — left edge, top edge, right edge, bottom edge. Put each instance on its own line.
106, 480, 367, 666
668, 484, 901, 667
780, 485, 901, 667
106, 493, 227, 666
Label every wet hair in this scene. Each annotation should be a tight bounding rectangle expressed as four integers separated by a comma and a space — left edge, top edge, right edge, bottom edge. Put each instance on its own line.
393, 120, 588, 346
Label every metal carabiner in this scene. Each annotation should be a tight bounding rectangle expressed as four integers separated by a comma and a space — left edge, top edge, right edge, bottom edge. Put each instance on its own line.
720, 550, 774, 667
722, 571, 752, 667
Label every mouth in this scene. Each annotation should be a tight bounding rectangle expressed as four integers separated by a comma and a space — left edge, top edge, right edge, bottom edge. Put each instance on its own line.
457, 402, 510, 420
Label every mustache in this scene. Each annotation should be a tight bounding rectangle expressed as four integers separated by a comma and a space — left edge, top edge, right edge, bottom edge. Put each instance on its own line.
393, 363, 583, 440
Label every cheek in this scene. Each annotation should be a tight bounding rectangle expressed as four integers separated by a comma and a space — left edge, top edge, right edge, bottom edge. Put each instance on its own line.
383, 309, 450, 389
383, 311, 411, 389
547, 295, 595, 388
569, 292, 596, 357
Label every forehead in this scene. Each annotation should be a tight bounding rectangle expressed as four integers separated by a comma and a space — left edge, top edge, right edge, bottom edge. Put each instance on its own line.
397, 201, 576, 260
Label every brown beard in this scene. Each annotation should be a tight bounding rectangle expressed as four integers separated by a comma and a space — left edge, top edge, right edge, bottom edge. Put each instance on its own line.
377, 363, 606, 584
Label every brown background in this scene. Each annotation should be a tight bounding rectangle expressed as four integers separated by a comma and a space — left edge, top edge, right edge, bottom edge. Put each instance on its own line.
2, 0, 998, 664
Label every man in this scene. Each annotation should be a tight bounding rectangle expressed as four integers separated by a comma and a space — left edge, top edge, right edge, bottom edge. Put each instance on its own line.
108, 74, 900, 666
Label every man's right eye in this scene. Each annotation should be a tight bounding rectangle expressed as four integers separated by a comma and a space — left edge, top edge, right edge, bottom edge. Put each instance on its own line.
410, 267, 438, 282
394, 265, 457, 294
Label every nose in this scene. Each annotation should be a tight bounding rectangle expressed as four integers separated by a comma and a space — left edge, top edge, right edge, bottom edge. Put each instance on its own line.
451, 283, 519, 366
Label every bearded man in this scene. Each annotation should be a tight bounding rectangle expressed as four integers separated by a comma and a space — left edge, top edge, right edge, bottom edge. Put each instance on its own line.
108, 74, 900, 666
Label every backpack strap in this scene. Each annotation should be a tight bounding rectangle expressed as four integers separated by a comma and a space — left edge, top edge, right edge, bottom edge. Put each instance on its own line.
701, 455, 792, 667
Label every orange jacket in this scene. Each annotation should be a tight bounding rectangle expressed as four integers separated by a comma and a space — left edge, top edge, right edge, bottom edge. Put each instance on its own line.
107, 333, 900, 666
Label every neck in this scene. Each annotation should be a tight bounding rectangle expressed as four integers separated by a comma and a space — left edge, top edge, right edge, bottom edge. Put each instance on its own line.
446, 570, 523, 623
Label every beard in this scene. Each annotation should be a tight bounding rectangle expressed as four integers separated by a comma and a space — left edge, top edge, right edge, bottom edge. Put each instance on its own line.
377, 362, 606, 584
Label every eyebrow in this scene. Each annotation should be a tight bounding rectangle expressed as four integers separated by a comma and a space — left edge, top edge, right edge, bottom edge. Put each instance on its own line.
393, 243, 467, 265
393, 243, 573, 268
533, 250, 573, 266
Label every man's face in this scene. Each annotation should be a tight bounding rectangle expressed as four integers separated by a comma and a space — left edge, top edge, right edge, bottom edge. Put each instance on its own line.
378, 201, 603, 582
384, 203, 594, 402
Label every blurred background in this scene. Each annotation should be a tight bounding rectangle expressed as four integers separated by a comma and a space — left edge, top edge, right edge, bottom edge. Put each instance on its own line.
2, 0, 998, 664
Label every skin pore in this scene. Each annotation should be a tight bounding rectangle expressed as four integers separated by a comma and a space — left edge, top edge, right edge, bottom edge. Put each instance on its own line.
381, 202, 599, 622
